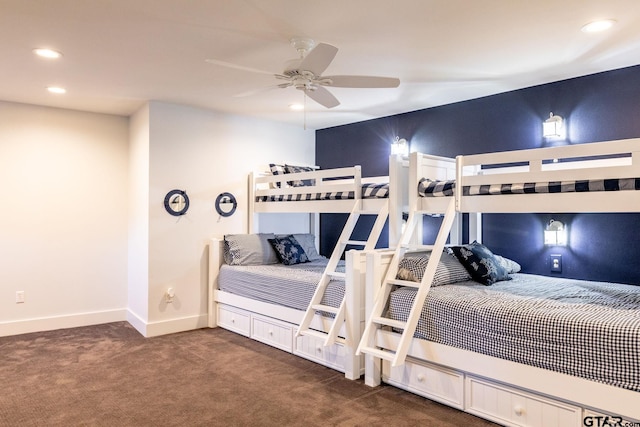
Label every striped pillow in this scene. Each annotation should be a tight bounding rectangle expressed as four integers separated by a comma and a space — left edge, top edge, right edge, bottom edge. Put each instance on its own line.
396, 251, 471, 286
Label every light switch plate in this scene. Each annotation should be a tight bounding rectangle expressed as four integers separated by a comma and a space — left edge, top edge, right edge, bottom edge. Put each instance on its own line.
550, 254, 562, 273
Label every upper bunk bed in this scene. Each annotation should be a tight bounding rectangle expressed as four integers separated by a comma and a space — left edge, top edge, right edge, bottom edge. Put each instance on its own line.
416, 137, 640, 213
358, 138, 640, 424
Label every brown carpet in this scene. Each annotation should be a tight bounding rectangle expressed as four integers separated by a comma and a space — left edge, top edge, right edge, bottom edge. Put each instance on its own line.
0, 322, 497, 426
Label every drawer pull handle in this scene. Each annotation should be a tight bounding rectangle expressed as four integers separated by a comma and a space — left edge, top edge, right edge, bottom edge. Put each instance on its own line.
514, 406, 525, 416
417, 374, 426, 382
316, 346, 322, 353
268, 329, 274, 335
231, 318, 235, 323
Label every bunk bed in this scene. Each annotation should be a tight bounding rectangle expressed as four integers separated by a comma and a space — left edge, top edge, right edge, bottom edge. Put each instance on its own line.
209, 158, 406, 379
358, 139, 640, 425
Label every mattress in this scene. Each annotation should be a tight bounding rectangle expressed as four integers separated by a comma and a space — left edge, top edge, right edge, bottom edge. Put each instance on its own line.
386, 273, 640, 392
256, 182, 389, 202
218, 259, 344, 311
418, 177, 640, 197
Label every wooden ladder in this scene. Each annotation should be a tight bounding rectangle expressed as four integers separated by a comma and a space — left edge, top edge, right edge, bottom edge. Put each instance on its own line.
296, 201, 389, 347
357, 197, 456, 367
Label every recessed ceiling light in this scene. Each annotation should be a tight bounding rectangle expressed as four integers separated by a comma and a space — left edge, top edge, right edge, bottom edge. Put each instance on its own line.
33, 48, 63, 59
289, 103, 304, 111
581, 19, 617, 33
47, 86, 66, 94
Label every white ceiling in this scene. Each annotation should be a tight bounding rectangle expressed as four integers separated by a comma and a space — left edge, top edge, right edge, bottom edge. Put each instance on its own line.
2, 0, 640, 130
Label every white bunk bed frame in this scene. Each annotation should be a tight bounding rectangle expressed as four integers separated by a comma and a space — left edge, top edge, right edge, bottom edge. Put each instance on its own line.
209, 158, 407, 380
359, 138, 640, 425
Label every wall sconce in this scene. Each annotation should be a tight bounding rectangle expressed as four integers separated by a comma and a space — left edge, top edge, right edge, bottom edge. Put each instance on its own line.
543, 112, 564, 138
544, 219, 567, 246
391, 136, 409, 156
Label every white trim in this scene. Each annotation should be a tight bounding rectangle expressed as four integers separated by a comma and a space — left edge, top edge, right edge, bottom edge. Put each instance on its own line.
126, 310, 207, 338
145, 314, 208, 337
0, 308, 127, 337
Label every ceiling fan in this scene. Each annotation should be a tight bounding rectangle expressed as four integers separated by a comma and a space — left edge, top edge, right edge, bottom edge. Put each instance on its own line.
205, 37, 400, 109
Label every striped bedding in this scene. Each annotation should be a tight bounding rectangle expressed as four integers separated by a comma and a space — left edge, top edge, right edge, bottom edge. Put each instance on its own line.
256, 182, 389, 202
386, 273, 640, 392
218, 259, 344, 311
418, 177, 640, 197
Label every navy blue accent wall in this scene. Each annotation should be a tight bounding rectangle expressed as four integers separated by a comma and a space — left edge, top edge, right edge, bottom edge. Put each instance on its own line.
316, 65, 640, 284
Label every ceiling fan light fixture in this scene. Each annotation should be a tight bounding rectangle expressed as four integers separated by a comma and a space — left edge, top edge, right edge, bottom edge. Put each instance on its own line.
581, 19, 616, 33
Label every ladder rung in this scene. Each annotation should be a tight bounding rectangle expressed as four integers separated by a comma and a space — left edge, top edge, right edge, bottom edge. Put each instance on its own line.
359, 346, 395, 361
400, 244, 434, 251
386, 279, 420, 288
298, 329, 328, 340
298, 328, 347, 345
327, 271, 346, 279
311, 304, 339, 314
416, 209, 446, 214
373, 316, 406, 329
344, 239, 367, 246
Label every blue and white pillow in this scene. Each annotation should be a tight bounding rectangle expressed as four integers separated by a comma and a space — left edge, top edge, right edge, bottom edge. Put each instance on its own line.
450, 241, 511, 285
268, 235, 310, 265
224, 233, 279, 266
284, 164, 315, 187
269, 163, 287, 188
277, 233, 322, 261
396, 250, 471, 286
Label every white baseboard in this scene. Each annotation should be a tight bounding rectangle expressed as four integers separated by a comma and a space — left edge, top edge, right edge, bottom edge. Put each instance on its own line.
0, 309, 208, 339
127, 310, 208, 337
0, 308, 128, 337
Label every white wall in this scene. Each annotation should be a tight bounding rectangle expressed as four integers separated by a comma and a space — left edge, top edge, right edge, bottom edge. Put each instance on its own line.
0, 99, 315, 337
127, 104, 150, 332
0, 101, 129, 336
143, 101, 315, 336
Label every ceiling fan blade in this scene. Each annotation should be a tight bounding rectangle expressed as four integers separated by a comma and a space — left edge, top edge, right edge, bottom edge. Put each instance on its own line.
305, 86, 340, 108
234, 83, 290, 98
205, 58, 276, 76
323, 75, 400, 88
298, 43, 338, 76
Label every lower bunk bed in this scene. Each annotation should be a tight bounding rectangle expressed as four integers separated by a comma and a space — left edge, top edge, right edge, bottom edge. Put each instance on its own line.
208, 234, 369, 379
358, 139, 640, 425
364, 249, 640, 426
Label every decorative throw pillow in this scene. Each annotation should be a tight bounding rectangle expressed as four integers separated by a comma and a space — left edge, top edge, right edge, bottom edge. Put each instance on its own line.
268, 235, 310, 265
284, 164, 316, 187
396, 250, 471, 286
450, 241, 511, 285
269, 163, 286, 188
277, 233, 322, 261
223, 233, 279, 266
494, 254, 521, 274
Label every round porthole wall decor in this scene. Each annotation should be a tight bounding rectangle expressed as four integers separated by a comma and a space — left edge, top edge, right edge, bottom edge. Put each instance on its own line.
215, 192, 237, 217
164, 189, 190, 216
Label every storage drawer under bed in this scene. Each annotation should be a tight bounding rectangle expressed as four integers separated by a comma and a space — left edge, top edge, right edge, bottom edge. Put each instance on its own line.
465, 376, 581, 427
217, 304, 251, 337
294, 333, 347, 372
251, 314, 294, 352
383, 358, 464, 409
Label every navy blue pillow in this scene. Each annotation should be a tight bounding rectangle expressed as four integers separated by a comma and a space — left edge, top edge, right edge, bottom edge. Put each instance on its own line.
268, 235, 310, 265
450, 241, 511, 285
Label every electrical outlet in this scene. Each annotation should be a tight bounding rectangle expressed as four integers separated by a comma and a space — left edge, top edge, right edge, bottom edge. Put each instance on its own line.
16, 291, 25, 304
165, 288, 175, 303
550, 254, 562, 273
